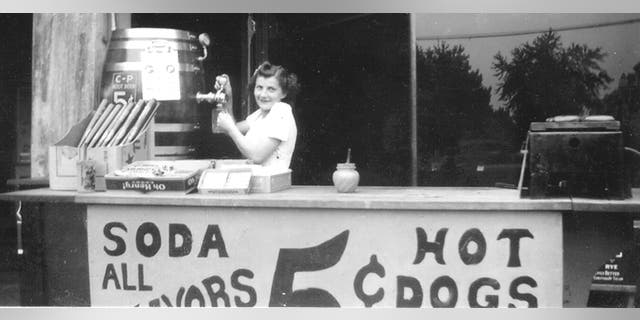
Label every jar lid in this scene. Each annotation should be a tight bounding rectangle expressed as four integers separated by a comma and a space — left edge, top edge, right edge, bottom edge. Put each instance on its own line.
336, 162, 356, 169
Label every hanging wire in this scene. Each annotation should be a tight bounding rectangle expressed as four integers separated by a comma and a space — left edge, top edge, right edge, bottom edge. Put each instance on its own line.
418, 17, 640, 41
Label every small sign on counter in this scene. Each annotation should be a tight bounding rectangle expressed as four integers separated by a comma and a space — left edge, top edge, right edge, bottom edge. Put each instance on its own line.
197, 168, 253, 194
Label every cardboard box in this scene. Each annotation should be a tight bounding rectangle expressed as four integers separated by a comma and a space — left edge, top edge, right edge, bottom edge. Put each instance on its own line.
211, 160, 292, 193
49, 113, 150, 191
106, 160, 214, 193
250, 168, 292, 193
106, 171, 200, 193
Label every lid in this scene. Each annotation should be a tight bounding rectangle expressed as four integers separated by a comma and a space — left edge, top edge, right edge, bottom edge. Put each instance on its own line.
111, 28, 197, 41
530, 115, 620, 132
336, 163, 356, 170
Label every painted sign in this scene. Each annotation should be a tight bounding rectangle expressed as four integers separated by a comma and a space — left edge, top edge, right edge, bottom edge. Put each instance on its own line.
592, 249, 640, 286
140, 40, 181, 101
110, 72, 139, 105
87, 205, 562, 307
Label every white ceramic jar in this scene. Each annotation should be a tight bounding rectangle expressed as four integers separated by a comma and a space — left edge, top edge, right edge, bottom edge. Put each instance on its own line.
332, 162, 360, 193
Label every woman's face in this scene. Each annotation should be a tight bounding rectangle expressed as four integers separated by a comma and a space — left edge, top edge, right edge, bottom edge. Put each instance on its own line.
254, 75, 286, 111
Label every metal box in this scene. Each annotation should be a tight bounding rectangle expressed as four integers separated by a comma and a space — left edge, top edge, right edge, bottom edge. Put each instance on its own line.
527, 120, 630, 199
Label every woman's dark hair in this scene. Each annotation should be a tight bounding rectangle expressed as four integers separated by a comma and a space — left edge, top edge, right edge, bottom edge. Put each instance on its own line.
248, 61, 300, 104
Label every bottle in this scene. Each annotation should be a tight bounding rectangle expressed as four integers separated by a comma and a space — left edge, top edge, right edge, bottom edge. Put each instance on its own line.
332, 148, 359, 193
76, 147, 96, 192
211, 105, 225, 133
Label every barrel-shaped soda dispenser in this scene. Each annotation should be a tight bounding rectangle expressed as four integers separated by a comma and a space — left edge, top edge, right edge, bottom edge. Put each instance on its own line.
101, 28, 208, 159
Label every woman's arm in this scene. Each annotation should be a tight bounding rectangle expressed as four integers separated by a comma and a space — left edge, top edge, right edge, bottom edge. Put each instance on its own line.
236, 120, 250, 134
217, 112, 279, 163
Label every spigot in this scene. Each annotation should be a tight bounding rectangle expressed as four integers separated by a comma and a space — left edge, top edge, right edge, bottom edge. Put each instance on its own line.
196, 92, 216, 104
195, 91, 227, 104
196, 75, 230, 105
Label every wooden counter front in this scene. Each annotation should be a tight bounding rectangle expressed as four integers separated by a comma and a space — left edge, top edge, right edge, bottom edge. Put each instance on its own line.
0, 187, 638, 307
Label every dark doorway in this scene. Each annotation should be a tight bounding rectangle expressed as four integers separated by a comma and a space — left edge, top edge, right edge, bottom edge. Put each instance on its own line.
131, 13, 412, 186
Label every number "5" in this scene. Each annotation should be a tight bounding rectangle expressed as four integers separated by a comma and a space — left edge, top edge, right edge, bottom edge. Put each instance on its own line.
269, 230, 349, 307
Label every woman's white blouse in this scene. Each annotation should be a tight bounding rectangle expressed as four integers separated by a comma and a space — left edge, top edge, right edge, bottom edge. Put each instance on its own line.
245, 102, 297, 169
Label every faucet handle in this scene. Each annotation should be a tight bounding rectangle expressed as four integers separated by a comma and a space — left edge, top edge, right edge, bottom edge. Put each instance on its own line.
197, 33, 211, 62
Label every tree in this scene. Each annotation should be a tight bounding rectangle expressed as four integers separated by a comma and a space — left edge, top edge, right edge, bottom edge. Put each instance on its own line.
417, 42, 493, 157
602, 62, 640, 146
417, 42, 497, 185
492, 31, 612, 140
602, 62, 640, 114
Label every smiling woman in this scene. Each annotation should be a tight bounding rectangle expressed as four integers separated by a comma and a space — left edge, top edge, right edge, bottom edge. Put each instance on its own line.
216, 61, 300, 169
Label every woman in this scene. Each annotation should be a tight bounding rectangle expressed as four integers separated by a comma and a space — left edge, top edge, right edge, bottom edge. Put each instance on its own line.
216, 62, 300, 169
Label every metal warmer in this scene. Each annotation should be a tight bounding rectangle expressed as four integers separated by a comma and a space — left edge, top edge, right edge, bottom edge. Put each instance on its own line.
524, 117, 631, 199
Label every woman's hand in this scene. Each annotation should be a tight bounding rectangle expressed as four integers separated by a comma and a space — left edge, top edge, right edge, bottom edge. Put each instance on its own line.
216, 111, 280, 164
216, 111, 236, 133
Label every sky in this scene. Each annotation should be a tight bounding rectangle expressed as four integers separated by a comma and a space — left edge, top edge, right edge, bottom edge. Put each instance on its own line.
415, 13, 640, 109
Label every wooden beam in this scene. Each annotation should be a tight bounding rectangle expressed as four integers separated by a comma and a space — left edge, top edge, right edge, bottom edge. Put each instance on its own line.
31, 13, 112, 178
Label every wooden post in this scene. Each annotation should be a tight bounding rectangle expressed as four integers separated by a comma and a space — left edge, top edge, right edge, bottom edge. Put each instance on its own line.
31, 13, 112, 178
409, 13, 418, 186
245, 14, 271, 115
240, 14, 255, 120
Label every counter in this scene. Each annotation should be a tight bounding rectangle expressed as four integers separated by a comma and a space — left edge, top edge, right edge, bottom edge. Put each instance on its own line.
4, 186, 572, 210
1, 186, 638, 307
